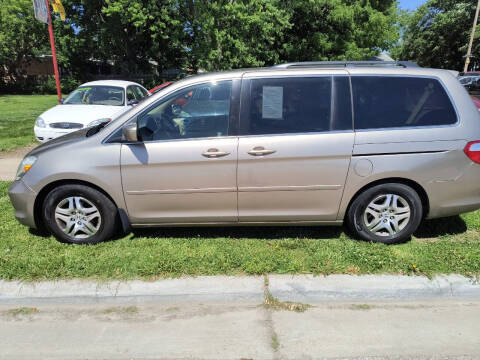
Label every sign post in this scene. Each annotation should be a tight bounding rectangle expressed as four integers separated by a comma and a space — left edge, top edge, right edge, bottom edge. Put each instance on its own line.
32, 0, 62, 103
45, 0, 62, 103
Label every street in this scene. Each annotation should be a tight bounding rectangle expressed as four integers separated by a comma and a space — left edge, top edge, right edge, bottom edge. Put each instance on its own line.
1, 299, 480, 359
1, 275, 479, 359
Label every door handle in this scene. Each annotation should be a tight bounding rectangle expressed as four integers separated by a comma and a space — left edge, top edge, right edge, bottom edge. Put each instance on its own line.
202, 148, 230, 158
247, 146, 276, 156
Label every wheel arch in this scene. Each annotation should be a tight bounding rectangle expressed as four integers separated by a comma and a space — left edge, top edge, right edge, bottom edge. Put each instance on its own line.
344, 177, 430, 220
33, 179, 129, 231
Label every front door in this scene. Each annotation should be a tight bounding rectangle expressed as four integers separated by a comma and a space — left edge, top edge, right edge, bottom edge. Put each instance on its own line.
237, 74, 354, 222
121, 80, 239, 225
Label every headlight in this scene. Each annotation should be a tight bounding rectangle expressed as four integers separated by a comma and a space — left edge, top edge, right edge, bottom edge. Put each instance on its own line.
15, 156, 37, 180
87, 118, 111, 127
35, 117, 46, 128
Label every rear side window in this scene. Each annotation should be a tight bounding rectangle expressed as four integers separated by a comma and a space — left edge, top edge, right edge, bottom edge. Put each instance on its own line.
243, 77, 352, 135
352, 76, 457, 130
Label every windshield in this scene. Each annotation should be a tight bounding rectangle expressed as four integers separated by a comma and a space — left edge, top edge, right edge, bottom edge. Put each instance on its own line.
64, 86, 125, 106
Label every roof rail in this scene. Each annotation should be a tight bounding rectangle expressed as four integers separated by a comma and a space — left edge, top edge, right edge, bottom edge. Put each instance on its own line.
271, 61, 420, 69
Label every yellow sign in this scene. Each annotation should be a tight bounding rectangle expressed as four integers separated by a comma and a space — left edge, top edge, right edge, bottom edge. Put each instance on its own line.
51, 0, 66, 21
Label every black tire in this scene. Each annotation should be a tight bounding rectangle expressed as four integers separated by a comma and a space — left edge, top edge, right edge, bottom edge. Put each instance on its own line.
346, 183, 423, 244
42, 184, 118, 245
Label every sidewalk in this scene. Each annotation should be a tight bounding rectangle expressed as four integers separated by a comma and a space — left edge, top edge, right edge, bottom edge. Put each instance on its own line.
0, 145, 35, 181
1, 275, 479, 359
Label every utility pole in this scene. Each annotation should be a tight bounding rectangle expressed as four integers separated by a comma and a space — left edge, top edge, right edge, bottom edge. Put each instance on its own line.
464, 0, 480, 73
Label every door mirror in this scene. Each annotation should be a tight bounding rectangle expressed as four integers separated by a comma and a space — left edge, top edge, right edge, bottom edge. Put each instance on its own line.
122, 121, 138, 142
59, 98, 64, 104
127, 99, 139, 106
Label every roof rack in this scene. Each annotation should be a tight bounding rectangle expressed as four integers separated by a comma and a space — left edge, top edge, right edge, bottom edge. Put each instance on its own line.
271, 61, 420, 69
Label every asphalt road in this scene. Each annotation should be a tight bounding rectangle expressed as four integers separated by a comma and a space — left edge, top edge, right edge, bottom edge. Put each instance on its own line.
0, 299, 479, 359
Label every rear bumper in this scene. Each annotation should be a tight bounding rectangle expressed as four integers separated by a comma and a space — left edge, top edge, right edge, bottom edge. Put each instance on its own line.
8, 180, 37, 228
427, 162, 480, 219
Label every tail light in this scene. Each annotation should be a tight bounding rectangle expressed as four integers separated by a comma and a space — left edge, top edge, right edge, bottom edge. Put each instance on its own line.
464, 141, 480, 164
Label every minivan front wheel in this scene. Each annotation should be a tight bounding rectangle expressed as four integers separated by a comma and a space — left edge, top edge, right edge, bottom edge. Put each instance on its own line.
347, 183, 423, 244
43, 184, 118, 244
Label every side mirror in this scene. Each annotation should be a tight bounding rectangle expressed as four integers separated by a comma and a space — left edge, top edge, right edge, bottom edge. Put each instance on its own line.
59, 98, 64, 104
122, 121, 138, 142
127, 99, 139, 106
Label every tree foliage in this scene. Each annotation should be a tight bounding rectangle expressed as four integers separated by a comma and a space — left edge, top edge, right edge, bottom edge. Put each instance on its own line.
1, 0, 401, 87
0, 0, 48, 79
395, 0, 478, 70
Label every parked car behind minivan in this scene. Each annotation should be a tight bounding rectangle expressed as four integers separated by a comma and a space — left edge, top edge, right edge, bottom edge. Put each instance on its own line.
34, 80, 150, 142
9, 61, 480, 245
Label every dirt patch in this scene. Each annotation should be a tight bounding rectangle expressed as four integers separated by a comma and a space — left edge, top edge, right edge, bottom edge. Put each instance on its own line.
0, 144, 37, 159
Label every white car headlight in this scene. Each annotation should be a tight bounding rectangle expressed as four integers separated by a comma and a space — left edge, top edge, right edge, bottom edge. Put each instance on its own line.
35, 117, 46, 128
87, 118, 111, 127
15, 156, 37, 180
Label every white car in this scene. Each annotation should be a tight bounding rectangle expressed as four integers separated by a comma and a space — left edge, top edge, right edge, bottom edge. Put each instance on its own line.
34, 80, 150, 142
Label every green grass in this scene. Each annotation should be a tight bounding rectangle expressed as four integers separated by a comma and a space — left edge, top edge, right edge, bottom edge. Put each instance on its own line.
1, 181, 480, 281
0, 95, 57, 152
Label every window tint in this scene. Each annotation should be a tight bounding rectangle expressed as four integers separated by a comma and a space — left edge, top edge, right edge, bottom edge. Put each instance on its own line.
352, 76, 457, 130
245, 77, 335, 135
137, 81, 232, 141
333, 77, 353, 131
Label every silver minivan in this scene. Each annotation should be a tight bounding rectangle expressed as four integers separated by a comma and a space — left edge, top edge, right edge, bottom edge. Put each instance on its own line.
9, 61, 480, 245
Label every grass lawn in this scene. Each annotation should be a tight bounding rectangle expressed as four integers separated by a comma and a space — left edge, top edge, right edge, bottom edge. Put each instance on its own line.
0, 95, 57, 152
1, 181, 480, 281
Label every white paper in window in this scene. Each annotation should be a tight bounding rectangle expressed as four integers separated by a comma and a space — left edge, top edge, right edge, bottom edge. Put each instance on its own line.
262, 86, 283, 119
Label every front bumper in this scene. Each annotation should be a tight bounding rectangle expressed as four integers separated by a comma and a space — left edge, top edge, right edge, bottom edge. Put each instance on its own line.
8, 180, 37, 228
34, 126, 75, 143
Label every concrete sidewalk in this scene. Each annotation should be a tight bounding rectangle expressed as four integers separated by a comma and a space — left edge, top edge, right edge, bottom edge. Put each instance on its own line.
0, 275, 480, 359
0, 145, 35, 181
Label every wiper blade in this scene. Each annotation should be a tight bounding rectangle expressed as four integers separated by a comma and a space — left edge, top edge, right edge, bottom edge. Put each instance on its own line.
86, 122, 109, 137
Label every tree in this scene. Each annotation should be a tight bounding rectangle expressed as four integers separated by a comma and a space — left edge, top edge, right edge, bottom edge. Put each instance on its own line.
0, 0, 48, 80
280, 0, 399, 61
180, 0, 291, 72
395, 0, 478, 70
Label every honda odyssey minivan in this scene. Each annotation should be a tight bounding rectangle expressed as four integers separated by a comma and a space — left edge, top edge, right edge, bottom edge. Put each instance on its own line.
9, 61, 480, 245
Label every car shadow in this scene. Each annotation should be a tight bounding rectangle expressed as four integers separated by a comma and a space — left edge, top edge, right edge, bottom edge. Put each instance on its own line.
414, 215, 467, 238
30, 216, 468, 243
131, 225, 343, 240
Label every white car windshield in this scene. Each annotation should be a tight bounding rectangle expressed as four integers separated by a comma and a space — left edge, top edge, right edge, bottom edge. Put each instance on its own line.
64, 86, 125, 106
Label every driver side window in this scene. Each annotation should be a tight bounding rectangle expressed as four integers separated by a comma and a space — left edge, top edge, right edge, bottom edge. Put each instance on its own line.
137, 80, 232, 141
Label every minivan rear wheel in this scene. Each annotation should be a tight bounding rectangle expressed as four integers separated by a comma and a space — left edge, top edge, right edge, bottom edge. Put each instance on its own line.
42, 184, 118, 245
347, 183, 423, 244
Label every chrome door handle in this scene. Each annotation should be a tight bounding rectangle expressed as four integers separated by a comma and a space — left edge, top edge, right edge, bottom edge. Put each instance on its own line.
202, 148, 230, 158
247, 147, 276, 156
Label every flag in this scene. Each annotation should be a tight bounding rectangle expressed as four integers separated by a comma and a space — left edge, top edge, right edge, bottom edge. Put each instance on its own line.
32, 0, 49, 24
51, 0, 66, 21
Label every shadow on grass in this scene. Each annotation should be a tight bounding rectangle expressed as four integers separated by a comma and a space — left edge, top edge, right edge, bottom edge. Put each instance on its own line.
132, 225, 343, 240
29, 216, 468, 243
414, 216, 467, 238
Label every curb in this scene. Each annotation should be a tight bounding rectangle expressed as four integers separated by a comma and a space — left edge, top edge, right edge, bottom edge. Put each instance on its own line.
269, 274, 480, 302
0, 276, 265, 304
0, 275, 479, 304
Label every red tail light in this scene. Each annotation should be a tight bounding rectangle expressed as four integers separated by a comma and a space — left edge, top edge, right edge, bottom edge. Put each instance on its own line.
464, 141, 480, 164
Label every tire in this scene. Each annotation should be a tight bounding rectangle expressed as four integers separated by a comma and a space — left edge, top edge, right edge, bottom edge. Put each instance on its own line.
346, 183, 423, 244
42, 184, 118, 245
